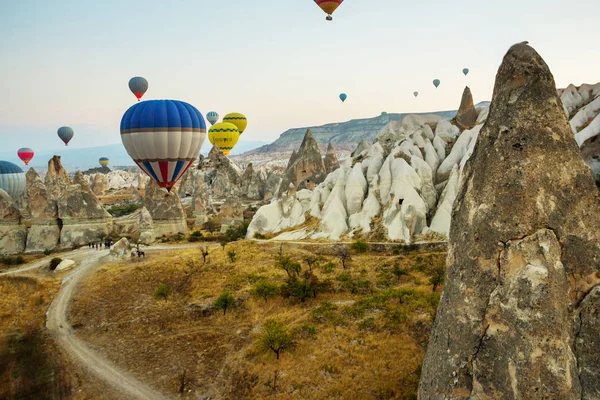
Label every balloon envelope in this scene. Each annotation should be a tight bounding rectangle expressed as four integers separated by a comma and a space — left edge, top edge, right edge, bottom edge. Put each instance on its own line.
129, 77, 148, 101
222, 113, 247, 135
0, 160, 26, 200
208, 122, 240, 156
57, 126, 74, 146
381, 112, 387, 115
206, 111, 219, 126
17, 148, 34, 165
120, 100, 206, 191
314, 0, 344, 17
339, 93, 347, 102
413, 92, 419, 97
433, 79, 441, 88
99, 157, 110, 167
463, 68, 470, 76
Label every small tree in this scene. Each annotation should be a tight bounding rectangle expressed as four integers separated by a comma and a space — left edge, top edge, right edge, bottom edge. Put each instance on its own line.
213, 290, 236, 315
251, 281, 279, 303
334, 245, 352, 269
154, 283, 172, 300
260, 320, 294, 360
430, 265, 445, 292
351, 240, 369, 253
200, 247, 210, 264
220, 239, 230, 251
304, 255, 324, 274
276, 256, 302, 279
227, 249, 237, 263
204, 218, 220, 235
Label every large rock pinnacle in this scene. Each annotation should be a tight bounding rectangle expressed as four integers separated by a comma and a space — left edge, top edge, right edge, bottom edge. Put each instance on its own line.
419, 43, 600, 399
455, 86, 478, 130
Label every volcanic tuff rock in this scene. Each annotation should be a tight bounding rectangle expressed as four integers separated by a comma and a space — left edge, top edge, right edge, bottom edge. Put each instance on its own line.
219, 195, 244, 232
0, 189, 27, 254
454, 86, 478, 130
58, 172, 113, 248
144, 180, 187, 237
111, 207, 155, 245
45, 155, 71, 200
89, 173, 108, 196
23, 168, 60, 253
278, 130, 327, 196
324, 142, 340, 174
419, 43, 600, 399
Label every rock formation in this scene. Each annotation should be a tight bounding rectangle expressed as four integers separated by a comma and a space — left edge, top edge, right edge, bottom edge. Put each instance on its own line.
58, 171, 113, 248
241, 163, 265, 200
351, 139, 370, 157
23, 168, 60, 253
111, 207, 155, 245
219, 195, 244, 232
208, 155, 244, 199
324, 142, 340, 174
0, 189, 27, 254
454, 86, 478, 130
144, 180, 187, 237
246, 188, 311, 238
45, 156, 71, 200
278, 129, 327, 195
419, 43, 600, 399
89, 173, 108, 196
110, 237, 131, 257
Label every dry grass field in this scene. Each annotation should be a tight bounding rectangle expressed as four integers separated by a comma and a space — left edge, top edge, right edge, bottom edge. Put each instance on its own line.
70, 241, 446, 399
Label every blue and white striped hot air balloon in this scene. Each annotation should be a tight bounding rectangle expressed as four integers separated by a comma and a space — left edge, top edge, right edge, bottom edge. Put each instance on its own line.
120, 100, 207, 192
206, 111, 219, 126
0, 160, 26, 200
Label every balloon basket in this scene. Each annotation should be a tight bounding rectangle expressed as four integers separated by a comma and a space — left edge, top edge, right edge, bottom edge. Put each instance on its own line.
326, 15, 332, 21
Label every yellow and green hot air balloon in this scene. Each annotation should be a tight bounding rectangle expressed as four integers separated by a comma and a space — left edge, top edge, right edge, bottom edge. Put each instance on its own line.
208, 122, 240, 156
99, 157, 110, 168
222, 112, 247, 135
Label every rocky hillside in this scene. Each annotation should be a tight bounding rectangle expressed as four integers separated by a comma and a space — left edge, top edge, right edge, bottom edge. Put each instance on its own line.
244, 106, 488, 156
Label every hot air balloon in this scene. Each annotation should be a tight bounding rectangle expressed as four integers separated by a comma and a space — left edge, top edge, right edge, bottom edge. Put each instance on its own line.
17, 148, 34, 165
413, 92, 419, 97
120, 99, 206, 192
128, 77, 148, 101
462, 68, 470, 76
0, 161, 26, 200
339, 93, 347, 102
314, 0, 344, 21
57, 126, 74, 146
208, 123, 240, 156
206, 111, 219, 126
99, 157, 110, 168
222, 113, 248, 135
433, 79, 441, 88
381, 112, 387, 115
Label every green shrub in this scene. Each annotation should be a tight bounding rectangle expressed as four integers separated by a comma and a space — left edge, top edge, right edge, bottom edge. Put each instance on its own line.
254, 232, 266, 240
293, 323, 317, 339
213, 290, 236, 315
260, 319, 294, 360
227, 250, 237, 263
276, 256, 302, 279
188, 231, 203, 242
251, 280, 279, 302
1, 255, 26, 266
322, 262, 336, 274
357, 317, 376, 331
49, 258, 62, 271
154, 283, 172, 300
43, 249, 52, 256
351, 240, 369, 253
107, 201, 143, 217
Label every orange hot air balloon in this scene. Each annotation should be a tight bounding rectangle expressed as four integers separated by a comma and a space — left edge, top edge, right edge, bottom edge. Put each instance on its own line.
314, 0, 344, 21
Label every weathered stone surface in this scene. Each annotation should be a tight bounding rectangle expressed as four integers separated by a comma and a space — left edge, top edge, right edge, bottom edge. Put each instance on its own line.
90, 173, 108, 196
241, 163, 265, 200
144, 180, 187, 237
23, 169, 60, 253
209, 155, 243, 199
0, 189, 26, 254
351, 139, 370, 158
44, 156, 71, 200
324, 142, 340, 174
419, 43, 600, 399
278, 129, 327, 195
111, 207, 155, 245
455, 86, 479, 130
110, 237, 131, 257
263, 172, 282, 201
219, 195, 244, 232
55, 259, 76, 271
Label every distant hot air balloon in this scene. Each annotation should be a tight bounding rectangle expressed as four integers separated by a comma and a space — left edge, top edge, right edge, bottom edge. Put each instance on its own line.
206, 111, 219, 126
0, 160, 26, 200
128, 77, 148, 101
339, 93, 347, 102
222, 113, 248, 135
17, 148, 34, 165
120, 100, 206, 192
433, 79, 441, 88
463, 68, 470, 76
314, 0, 344, 21
99, 157, 110, 168
208, 122, 240, 156
57, 126, 74, 146
413, 92, 419, 98
381, 112, 387, 115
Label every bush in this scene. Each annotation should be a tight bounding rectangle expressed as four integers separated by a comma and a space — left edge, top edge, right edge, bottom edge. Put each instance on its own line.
251, 281, 279, 303
227, 250, 237, 263
253, 232, 266, 240
351, 240, 369, 253
275, 256, 302, 279
213, 290, 236, 315
49, 258, 63, 271
1, 255, 26, 266
43, 249, 52, 256
188, 231, 204, 242
322, 262, 336, 274
260, 319, 294, 360
107, 201, 143, 217
154, 283, 172, 300
224, 222, 249, 242
293, 323, 317, 339
203, 218, 221, 235
281, 276, 319, 303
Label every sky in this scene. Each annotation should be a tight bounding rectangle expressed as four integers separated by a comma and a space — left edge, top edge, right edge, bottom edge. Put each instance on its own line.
1, 0, 599, 155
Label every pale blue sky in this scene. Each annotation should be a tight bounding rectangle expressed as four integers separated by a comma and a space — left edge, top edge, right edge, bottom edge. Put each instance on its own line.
1, 0, 599, 153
